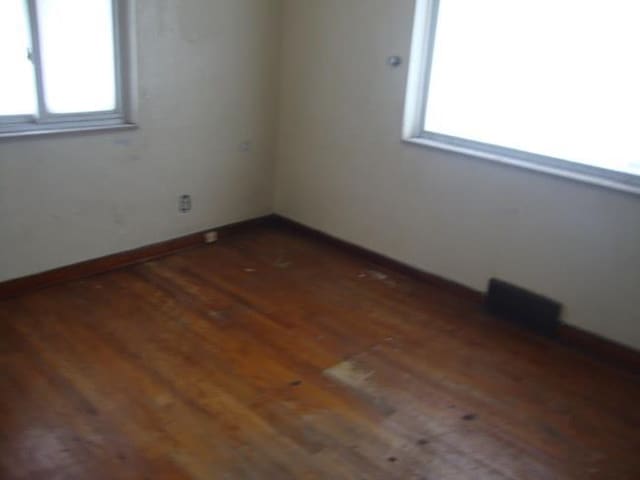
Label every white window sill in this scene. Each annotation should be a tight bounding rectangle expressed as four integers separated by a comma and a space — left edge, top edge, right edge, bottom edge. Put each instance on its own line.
403, 136, 640, 197
0, 122, 138, 140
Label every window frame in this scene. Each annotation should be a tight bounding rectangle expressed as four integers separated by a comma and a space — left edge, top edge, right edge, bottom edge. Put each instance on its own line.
0, 0, 137, 138
403, 0, 640, 195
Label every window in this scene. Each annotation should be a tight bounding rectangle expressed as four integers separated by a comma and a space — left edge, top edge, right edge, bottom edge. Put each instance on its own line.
404, 0, 640, 193
0, 0, 134, 136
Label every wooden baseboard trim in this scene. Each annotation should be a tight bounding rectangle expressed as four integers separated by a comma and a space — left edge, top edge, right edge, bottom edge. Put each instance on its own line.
270, 214, 485, 304
0, 215, 276, 300
270, 214, 639, 375
557, 324, 640, 376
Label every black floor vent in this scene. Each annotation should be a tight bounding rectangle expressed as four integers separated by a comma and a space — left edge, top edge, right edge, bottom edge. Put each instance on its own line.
485, 279, 562, 337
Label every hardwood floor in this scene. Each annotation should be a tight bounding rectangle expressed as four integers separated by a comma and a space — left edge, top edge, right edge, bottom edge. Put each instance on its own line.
1, 224, 639, 479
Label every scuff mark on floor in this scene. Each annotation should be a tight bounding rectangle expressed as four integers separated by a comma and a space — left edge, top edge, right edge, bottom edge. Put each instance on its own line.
324, 359, 396, 417
273, 250, 293, 269
358, 270, 397, 288
367, 270, 388, 281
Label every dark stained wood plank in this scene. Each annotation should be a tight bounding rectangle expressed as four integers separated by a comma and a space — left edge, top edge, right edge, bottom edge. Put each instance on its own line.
1, 224, 639, 479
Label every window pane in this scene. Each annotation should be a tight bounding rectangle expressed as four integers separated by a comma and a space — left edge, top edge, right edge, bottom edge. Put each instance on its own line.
425, 0, 640, 176
37, 0, 116, 114
0, 0, 37, 116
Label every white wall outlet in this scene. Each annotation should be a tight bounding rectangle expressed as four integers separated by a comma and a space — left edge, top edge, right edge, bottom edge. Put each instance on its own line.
204, 231, 218, 244
179, 194, 192, 213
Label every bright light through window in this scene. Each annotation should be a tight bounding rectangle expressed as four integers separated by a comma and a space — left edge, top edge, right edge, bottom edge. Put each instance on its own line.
1, 0, 129, 135
423, 0, 640, 177
37, 0, 117, 114
0, 0, 37, 116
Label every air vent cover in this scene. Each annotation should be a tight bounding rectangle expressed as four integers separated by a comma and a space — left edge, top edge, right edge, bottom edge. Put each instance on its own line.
486, 279, 562, 337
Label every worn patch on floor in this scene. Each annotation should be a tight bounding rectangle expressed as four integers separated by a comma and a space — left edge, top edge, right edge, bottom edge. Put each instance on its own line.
323, 359, 396, 417
273, 250, 293, 269
358, 270, 397, 288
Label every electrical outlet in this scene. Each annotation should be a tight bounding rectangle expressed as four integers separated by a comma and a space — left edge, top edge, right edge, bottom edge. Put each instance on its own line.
179, 195, 192, 213
239, 141, 252, 152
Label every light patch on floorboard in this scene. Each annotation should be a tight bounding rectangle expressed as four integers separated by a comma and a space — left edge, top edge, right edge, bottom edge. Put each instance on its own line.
323, 359, 396, 417
358, 270, 397, 288
273, 250, 293, 269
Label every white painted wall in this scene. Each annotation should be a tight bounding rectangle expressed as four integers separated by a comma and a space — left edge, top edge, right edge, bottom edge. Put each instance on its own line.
275, 0, 640, 349
0, 0, 281, 282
